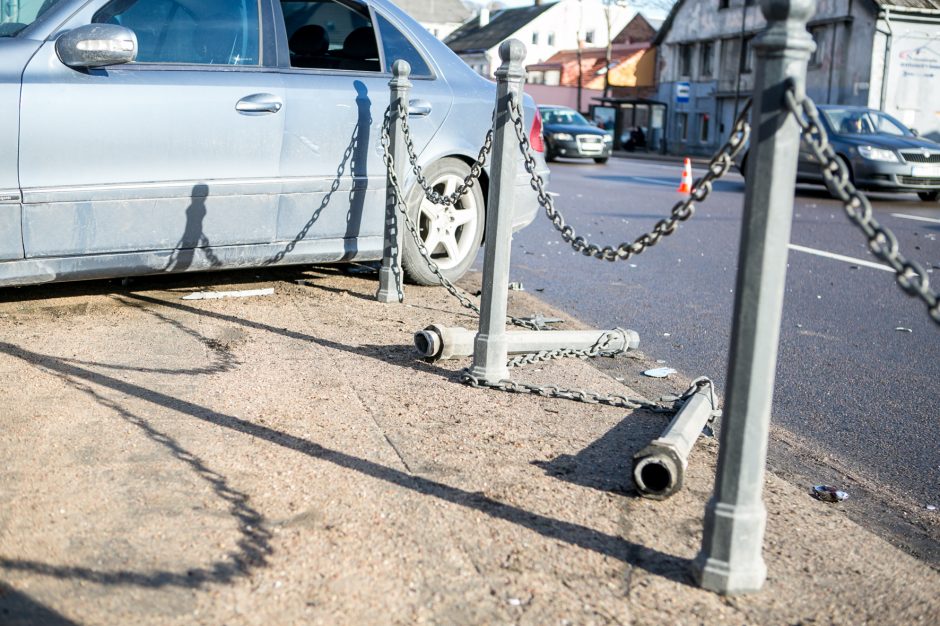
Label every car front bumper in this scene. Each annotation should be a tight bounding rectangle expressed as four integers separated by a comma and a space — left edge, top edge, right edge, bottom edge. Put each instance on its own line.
547, 136, 612, 159
852, 158, 940, 192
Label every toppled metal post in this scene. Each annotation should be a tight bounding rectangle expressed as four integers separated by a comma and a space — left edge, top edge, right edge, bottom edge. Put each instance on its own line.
468, 40, 526, 384
376, 60, 411, 304
633, 380, 719, 500
694, 0, 815, 595
415, 325, 639, 362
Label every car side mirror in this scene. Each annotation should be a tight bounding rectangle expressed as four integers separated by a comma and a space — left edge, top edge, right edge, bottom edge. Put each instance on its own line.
56, 24, 137, 69
911, 128, 920, 137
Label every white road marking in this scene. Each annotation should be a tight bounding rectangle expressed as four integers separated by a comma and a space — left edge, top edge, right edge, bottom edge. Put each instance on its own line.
788, 244, 893, 272
631, 176, 676, 187
891, 213, 940, 225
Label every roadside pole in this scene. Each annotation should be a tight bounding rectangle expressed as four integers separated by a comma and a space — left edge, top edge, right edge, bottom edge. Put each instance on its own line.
468, 41, 526, 384
694, 0, 815, 594
376, 61, 412, 303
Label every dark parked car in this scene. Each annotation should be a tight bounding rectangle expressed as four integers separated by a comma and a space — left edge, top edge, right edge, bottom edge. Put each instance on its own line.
538, 105, 612, 164
741, 105, 940, 202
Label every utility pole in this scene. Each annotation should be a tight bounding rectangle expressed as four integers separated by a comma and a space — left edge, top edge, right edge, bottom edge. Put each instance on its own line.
577, 0, 584, 113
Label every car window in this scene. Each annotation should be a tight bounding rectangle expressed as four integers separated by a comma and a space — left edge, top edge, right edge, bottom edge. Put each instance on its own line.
541, 109, 590, 126
281, 0, 380, 72
93, 0, 260, 66
872, 112, 909, 137
822, 108, 912, 137
376, 13, 431, 77
0, 0, 65, 37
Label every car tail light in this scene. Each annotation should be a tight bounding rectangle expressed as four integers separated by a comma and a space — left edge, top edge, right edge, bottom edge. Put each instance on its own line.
529, 108, 545, 153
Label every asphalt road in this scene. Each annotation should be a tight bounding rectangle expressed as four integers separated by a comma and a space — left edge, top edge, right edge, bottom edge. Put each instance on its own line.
485, 155, 940, 567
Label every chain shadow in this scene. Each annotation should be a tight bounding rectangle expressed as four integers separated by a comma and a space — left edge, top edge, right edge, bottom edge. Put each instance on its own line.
0, 343, 272, 589
58, 295, 240, 377
265, 83, 371, 267
0, 340, 694, 588
121, 292, 451, 380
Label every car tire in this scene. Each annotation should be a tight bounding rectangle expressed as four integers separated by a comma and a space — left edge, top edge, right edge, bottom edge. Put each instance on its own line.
917, 190, 939, 202
594, 157, 609, 164
545, 149, 557, 163
402, 157, 485, 286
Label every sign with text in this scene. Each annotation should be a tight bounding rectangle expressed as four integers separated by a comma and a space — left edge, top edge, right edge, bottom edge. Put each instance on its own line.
676, 82, 690, 104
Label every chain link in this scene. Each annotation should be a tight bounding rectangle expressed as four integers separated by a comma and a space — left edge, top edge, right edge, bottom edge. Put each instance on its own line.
784, 87, 940, 326
508, 92, 752, 262
382, 105, 540, 329
397, 101, 494, 207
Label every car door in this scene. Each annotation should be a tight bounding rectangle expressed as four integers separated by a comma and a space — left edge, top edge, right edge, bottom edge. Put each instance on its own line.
0, 38, 39, 262
272, 0, 452, 260
18, 0, 285, 265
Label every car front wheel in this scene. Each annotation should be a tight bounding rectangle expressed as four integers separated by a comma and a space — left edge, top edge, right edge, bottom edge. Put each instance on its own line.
402, 157, 485, 286
917, 190, 939, 202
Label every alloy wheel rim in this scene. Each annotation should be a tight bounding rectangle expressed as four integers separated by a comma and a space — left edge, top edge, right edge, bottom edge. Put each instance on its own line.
418, 173, 480, 271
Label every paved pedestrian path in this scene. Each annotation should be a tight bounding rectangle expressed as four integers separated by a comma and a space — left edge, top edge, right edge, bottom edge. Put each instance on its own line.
0, 266, 936, 625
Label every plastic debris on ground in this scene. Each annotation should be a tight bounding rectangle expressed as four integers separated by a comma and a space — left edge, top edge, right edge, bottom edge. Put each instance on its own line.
927, 505, 937, 512
508, 282, 525, 291
182, 288, 275, 301
894, 327, 913, 333
643, 367, 677, 378
812, 485, 849, 503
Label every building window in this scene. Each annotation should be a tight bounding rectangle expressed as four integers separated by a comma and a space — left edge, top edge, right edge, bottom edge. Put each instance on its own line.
585, 30, 595, 44
699, 113, 710, 142
544, 70, 561, 86
527, 70, 545, 84
809, 25, 825, 66
679, 43, 693, 77
532, 32, 539, 45
700, 41, 714, 77
547, 32, 555, 46
740, 36, 754, 73
677, 112, 689, 142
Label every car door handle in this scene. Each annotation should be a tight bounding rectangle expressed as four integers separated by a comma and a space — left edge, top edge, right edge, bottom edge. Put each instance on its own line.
236, 94, 283, 114
408, 99, 432, 118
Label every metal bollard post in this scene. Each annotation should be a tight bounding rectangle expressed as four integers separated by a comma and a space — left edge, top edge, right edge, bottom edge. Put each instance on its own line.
694, 0, 815, 594
376, 60, 412, 303
415, 325, 639, 362
468, 40, 527, 384
633, 382, 718, 500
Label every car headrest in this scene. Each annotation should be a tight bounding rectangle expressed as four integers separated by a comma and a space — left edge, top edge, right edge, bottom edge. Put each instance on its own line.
341, 27, 378, 60
290, 24, 329, 57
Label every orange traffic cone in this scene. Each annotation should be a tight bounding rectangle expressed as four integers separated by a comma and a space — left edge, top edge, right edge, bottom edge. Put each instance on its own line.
677, 158, 693, 194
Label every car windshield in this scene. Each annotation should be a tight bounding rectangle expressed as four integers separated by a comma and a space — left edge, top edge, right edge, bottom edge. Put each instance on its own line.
0, 0, 64, 37
541, 108, 591, 126
823, 108, 912, 137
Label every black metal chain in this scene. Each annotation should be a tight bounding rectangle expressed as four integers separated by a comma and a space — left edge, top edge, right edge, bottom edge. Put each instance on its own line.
507, 92, 752, 262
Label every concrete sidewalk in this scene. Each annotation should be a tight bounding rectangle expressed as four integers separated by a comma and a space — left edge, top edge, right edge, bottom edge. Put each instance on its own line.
0, 266, 937, 625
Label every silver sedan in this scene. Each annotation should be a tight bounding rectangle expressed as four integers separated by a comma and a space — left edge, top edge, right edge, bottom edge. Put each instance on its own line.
0, 0, 547, 287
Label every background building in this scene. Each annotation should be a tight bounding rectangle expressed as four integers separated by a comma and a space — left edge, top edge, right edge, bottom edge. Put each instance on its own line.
394, 0, 472, 40
445, 0, 633, 79
654, 0, 940, 156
